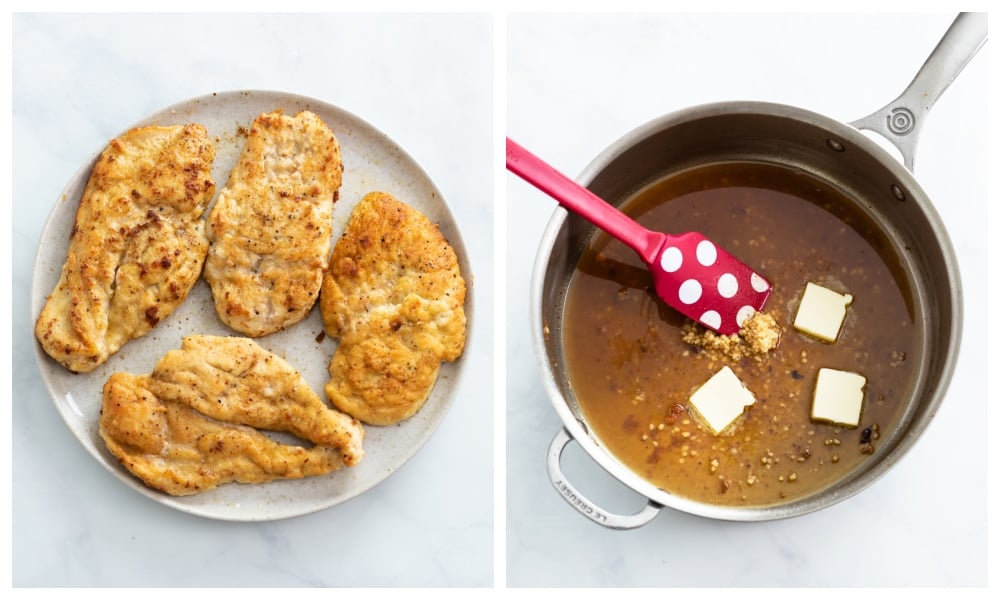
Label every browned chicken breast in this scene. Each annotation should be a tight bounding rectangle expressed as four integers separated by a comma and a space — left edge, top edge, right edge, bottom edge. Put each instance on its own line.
320, 192, 467, 425
100, 372, 345, 496
99, 335, 365, 496
204, 110, 343, 337
35, 124, 216, 373
149, 335, 364, 466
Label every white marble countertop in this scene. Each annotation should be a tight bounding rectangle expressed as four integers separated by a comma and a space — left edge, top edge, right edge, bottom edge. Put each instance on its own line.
10, 10, 992, 590
12, 13, 493, 587
506, 13, 988, 587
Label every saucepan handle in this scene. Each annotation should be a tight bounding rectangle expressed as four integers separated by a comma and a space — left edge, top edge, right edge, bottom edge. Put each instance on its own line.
850, 12, 986, 171
546, 427, 663, 530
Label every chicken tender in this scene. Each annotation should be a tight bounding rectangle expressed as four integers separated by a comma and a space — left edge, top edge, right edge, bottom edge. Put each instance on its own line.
100, 372, 345, 496
204, 110, 342, 337
320, 191, 467, 425
35, 124, 216, 373
150, 335, 364, 466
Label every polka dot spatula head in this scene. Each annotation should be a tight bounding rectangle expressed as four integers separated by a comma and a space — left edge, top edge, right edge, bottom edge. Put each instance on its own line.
507, 137, 771, 335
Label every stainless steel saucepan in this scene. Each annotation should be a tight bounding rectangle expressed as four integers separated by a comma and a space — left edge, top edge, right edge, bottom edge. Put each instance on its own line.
531, 13, 986, 529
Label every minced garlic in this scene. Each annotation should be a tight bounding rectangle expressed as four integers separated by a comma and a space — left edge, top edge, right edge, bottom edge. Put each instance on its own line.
680, 311, 782, 362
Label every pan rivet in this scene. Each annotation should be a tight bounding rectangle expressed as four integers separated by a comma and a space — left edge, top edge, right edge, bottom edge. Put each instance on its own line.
826, 139, 845, 152
891, 184, 906, 201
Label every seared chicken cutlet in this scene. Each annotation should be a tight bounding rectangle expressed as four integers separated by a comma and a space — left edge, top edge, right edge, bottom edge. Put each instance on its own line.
320, 192, 467, 425
100, 372, 345, 496
149, 335, 364, 466
205, 110, 342, 337
100, 335, 364, 496
35, 124, 216, 373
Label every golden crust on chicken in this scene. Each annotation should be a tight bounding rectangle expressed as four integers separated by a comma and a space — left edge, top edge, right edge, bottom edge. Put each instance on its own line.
150, 335, 364, 466
320, 191, 467, 425
204, 110, 342, 337
100, 372, 346, 496
99, 335, 365, 496
35, 124, 216, 373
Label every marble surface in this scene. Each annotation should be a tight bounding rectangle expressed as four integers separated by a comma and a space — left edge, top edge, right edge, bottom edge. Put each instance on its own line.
12, 13, 493, 587
506, 13, 988, 587
9, 10, 993, 591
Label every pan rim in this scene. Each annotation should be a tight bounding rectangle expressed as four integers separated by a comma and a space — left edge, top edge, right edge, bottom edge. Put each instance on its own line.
531, 100, 963, 522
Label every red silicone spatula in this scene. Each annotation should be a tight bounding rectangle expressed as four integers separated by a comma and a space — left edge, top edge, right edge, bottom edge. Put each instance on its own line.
507, 137, 771, 335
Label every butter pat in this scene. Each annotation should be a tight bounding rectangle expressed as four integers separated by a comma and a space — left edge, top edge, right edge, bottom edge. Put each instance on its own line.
811, 368, 866, 427
793, 282, 853, 342
689, 366, 756, 434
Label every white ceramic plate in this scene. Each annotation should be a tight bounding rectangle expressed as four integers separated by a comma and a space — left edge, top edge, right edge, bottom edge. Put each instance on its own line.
31, 90, 472, 521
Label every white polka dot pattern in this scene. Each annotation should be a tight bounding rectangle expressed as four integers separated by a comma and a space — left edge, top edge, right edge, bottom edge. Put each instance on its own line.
696, 240, 717, 266
660, 246, 683, 273
736, 305, 756, 327
751, 272, 769, 293
678, 279, 702, 304
699, 310, 722, 330
717, 273, 738, 298
651, 231, 772, 335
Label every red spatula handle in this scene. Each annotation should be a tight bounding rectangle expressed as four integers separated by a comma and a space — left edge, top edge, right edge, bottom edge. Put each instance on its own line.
506, 137, 662, 265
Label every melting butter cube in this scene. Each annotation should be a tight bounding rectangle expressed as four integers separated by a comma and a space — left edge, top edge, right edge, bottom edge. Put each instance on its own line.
811, 368, 866, 427
793, 282, 853, 342
689, 366, 756, 435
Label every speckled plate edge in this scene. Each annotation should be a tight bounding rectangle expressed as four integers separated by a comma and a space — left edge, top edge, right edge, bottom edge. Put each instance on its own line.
30, 90, 474, 521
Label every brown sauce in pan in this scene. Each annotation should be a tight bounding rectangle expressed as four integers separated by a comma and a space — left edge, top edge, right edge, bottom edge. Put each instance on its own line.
562, 161, 917, 507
